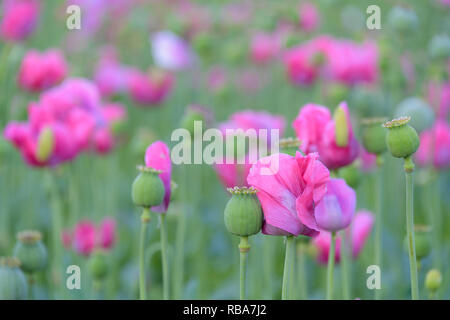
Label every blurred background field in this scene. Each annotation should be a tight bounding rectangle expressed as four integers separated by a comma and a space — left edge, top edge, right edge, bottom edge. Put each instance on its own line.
0, 0, 449, 300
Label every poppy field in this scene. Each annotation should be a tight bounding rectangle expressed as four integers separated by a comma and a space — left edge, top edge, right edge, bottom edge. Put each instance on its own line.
0, 0, 449, 301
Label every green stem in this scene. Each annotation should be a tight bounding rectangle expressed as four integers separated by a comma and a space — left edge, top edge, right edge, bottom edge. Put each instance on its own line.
340, 231, 350, 300
160, 214, 169, 300
46, 170, 63, 299
404, 157, 419, 300
282, 235, 294, 300
326, 232, 336, 300
374, 160, 383, 300
139, 208, 151, 300
239, 236, 250, 300
297, 242, 308, 300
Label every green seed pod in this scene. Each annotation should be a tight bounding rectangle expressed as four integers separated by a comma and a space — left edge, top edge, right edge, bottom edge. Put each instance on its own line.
36, 126, 54, 163
88, 251, 108, 281
224, 187, 263, 237
394, 97, 434, 133
280, 137, 302, 157
131, 166, 165, 208
339, 164, 362, 189
361, 118, 388, 155
0, 257, 28, 300
383, 117, 420, 159
403, 225, 431, 261
13, 231, 47, 274
425, 269, 442, 293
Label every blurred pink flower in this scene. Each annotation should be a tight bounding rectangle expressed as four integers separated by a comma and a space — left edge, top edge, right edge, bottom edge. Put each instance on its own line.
292, 103, 331, 154
98, 218, 116, 250
214, 158, 252, 189
145, 141, 172, 213
128, 69, 175, 106
151, 31, 195, 71
318, 102, 359, 170
250, 33, 280, 64
315, 178, 356, 232
298, 2, 320, 32
283, 40, 321, 86
4, 78, 116, 166
427, 81, 450, 120
73, 220, 96, 256
360, 147, 377, 172
416, 120, 450, 169
18, 49, 67, 92
61, 229, 73, 249
247, 152, 330, 236
94, 47, 131, 98
0, 0, 39, 42
207, 66, 228, 92
313, 210, 374, 264
92, 127, 114, 154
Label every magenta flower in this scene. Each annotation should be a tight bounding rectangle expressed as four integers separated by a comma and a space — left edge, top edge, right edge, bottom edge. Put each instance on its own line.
94, 47, 131, 98
315, 178, 356, 232
292, 103, 332, 154
283, 41, 321, 86
0, 0, 39, 42
128, 69, 175, 106
214, 158, 253, 189
73, 220, 96, 256
298, 2, 320, 32
313, 210, 374, 264
250, 33, 280, 64
98, 218, 116, 250
220, 110, 285, 140
317, 102, 359, 169
145, 141, 172, 213
18, 49, 67, 92
247, 152, 330, 236
428, 81, 450, 120
4, 78, 114, 166
416, 120, 450, 169
66, 218, 117, 256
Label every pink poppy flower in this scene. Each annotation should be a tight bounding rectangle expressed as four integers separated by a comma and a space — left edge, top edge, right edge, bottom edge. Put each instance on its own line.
128, 69, 175, 106
214, 158, 253, 189
292, 103, 332, 154
313, 210, 374, 264
18, 49, 67, 92
61, 229, 73, 249
317, 102, 359, 170
98, 218, 116, 250
222, 110, 285, 139
0, 0, 39, 42
283, 41, 321, 86
145, 141, 172, 213
247, 152, 330, 236
298, 2, 320, 32
416, 120, 450, 169
428, 81, 450, 120
73, 220, 96, 256
250, 33, 280, 64
315, 178, 356, 232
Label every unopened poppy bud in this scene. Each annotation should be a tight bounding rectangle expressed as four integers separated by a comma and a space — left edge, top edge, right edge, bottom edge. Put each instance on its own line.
362, 118, 388, 155
13, 230, 47, 274
0, 257, 28, 300
425, 269, 442, 293
131, 166, 165, 208
224, 187, 263, 237
88, 251, 108, 280
383, 117, 420, 159
404, 225, 431, 261
280, 137, 302, 157
334, 104, 349, 147
36, 126, 54, 162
